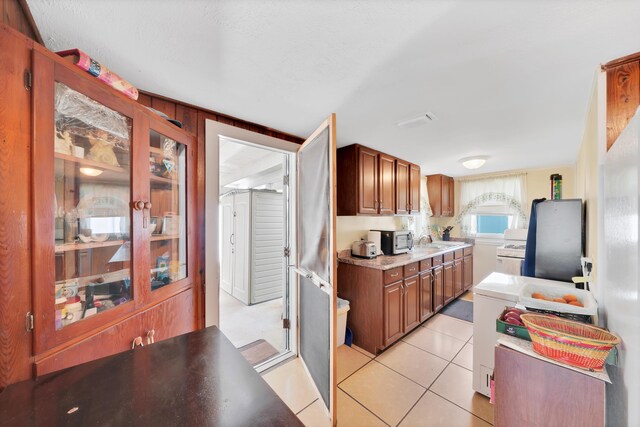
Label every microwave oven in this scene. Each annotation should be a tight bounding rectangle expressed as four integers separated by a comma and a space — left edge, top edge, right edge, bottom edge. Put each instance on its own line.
368, 230, 414, 255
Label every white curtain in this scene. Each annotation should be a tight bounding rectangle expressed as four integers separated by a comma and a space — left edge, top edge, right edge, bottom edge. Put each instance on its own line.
455, 173, 528, 236
408, 177, 433, 238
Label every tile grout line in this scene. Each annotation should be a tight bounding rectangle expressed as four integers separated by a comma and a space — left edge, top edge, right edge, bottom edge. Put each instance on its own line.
295, 397, 319, 416
425, 340, 494, 426
337, 385, 392, 427
416, 337, 494, 426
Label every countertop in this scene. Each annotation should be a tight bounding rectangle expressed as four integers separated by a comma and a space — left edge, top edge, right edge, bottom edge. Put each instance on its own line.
338, 242, 472, 271
0, 326, 302, 426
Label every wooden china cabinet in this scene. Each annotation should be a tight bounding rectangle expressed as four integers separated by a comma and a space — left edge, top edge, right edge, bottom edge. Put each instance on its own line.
29, 49, 198, 375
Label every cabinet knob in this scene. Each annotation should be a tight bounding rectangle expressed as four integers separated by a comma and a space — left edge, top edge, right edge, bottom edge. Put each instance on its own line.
144, 201, 152, 210
133, 200, 145, 211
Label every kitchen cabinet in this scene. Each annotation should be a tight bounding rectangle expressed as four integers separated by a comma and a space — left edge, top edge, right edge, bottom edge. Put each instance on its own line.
383, 281, 404, 346
495, 345, 605, 426
454, 259, 464, 297
419, 270, 434, 322
29, 47, 198, 369
378, 153, 396, 215
463, 254, 473, 290
443, 262, 455, 305
337, 144, 419, 216
432, 265, 444, 312
426, 174, 455, 217
403, 275, 421, 332
409, 163, 421, 213
395, 159, 410, 215
336, 244, 472, 354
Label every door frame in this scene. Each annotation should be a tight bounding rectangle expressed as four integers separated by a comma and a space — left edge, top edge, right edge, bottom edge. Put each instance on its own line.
205, 120, 300, 366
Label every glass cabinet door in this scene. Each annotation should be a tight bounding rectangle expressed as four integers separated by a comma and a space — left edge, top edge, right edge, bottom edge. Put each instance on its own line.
53, 82, 134, 330
32, 50, 140, 353
148, 128, 188, 293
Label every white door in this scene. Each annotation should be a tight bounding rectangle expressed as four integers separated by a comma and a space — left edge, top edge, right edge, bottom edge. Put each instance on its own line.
220, 194, 234, 294
233, 191, 250, 304
294, 114, 337, 425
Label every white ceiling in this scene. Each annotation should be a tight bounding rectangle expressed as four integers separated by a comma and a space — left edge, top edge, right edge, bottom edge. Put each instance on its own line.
219, 138, 284, 192
29, 1, 640, 176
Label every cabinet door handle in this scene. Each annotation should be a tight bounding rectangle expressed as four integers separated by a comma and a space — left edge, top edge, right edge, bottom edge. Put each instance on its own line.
400, 284, 404, 296
147, 329, 155, 345
230, 233, 235, 245
132, 336, 144, 349
390, 272, 399, 277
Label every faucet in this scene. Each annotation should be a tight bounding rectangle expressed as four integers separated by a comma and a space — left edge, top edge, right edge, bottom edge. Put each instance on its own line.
418, 234, 432, 246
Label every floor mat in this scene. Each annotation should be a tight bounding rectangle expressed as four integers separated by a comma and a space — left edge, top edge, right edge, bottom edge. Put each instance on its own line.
440, 298, 473, 323
239, 339, 280, 366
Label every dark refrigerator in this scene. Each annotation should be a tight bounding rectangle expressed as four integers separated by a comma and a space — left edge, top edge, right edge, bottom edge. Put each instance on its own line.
533, 199, 585, 282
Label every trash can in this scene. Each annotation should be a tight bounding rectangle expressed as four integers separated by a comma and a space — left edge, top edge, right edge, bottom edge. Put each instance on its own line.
337, 298, 350, 346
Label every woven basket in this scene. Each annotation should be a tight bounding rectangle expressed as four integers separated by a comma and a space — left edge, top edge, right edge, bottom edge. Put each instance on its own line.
520, 314, 620, 371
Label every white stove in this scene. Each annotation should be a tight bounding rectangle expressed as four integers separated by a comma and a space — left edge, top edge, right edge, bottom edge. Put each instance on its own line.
495, 229, 528, 275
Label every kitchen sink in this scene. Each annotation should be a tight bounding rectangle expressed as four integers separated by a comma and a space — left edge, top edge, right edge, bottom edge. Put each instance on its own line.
418, 241, 464, 250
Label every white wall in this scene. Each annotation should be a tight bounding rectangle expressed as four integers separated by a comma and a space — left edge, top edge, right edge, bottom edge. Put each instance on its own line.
336, 216, 406, 251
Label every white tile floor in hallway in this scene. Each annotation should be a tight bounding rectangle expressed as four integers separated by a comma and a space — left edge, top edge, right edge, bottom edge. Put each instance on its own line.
262, 311, 493, 427
219, 290, 284, 351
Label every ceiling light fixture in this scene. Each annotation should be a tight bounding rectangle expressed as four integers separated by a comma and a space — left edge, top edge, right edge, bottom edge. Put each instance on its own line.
79, 167, 104, 177
460, 156, 489, 170
396, 112, 438, 128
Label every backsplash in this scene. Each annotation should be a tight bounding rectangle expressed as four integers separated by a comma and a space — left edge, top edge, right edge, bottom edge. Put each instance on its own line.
336, 216, 408, 251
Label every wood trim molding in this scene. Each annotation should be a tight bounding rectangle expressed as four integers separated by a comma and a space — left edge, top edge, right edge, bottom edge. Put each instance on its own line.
602, 51, 640, 71
17, 0, 44, 44
138, 89, 304, 144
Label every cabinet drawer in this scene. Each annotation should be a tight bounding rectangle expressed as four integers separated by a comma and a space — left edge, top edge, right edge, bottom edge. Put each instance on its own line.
420, 258, 433, 271
404, 262, 419, 277
443, 251, 454, 262
464, 246, 473, 256
431, 255, 443, 267
35, 290, 196, 376
384, 267, 403, 284
454, 249, 464, 259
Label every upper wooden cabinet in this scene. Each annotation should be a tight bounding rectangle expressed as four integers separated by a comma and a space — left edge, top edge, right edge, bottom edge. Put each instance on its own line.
337, 144, 420, 216
426, 174, 454, 217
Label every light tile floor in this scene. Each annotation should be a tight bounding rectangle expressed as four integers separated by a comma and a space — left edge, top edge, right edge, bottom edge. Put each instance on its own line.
219, 290, 284, 351
263, 312, 493, 426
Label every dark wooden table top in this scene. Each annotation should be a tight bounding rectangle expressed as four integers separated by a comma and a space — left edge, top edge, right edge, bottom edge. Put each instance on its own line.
0, 326, 303, 426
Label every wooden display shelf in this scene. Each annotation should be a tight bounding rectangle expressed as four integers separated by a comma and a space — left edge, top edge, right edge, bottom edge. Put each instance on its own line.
56, 235, 179, 252
55, 239, 125, 253
151, 234, 180, 241
55, 152, 126, 174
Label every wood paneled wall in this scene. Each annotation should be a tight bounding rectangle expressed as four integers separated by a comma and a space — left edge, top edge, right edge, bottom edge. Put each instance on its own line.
1, 0, 42, 43
604, 52, 640, 151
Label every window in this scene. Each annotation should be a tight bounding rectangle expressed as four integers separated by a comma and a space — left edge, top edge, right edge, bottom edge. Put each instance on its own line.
457, 174, 528, 237
476, 214, 511, 235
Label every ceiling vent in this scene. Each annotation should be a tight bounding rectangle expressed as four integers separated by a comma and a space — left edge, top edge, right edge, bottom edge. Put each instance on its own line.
396, 112, 438, 128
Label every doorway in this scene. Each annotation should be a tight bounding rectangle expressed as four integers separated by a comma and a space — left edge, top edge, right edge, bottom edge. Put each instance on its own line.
205, 122, 299, 372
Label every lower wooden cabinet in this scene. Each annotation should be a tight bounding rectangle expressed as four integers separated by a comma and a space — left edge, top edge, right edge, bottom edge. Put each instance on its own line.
337, 246, 473, 354
420, 270, 434, 322
463, 255, 473, 290
443, 262, 455, 305
403, 275, 421, 332
454, 258, 464, 297
495, 345, 605, 426
433, 265, 444, 312
383, 281, 404, 347
34, 289, 196, 376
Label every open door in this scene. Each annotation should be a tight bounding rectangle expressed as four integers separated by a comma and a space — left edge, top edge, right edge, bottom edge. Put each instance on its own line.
294, 114, 337, 425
